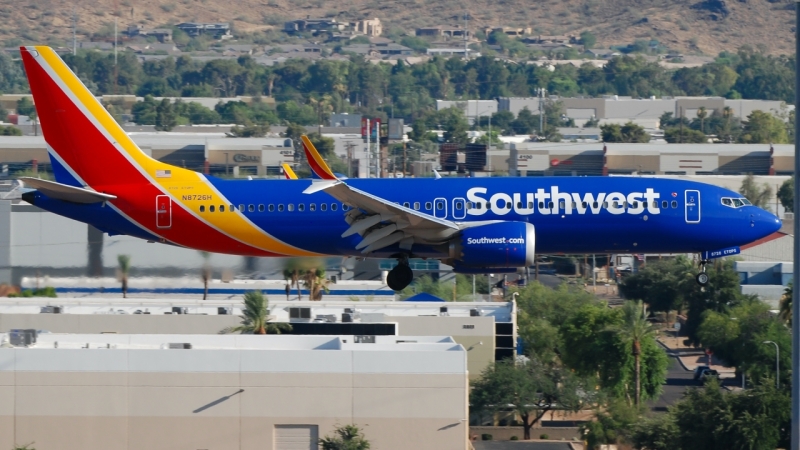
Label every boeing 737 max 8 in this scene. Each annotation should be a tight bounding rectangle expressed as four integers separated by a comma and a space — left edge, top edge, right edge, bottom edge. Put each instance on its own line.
16, 46, 781, 290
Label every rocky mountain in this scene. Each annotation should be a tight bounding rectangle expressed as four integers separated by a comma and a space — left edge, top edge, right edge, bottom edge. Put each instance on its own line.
0, 0, 796, 55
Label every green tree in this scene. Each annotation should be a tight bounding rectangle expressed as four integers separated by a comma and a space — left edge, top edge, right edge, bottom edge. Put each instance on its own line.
620, 256, 695, 313
221, 291, 291, 335
560, 301, 668, 402
607, 301, 656, 406
600, 122, 650, 143
319, 424, 370, 450
580, 399, 640, 449
739, 110, 789, 144
0, 125, 22, 136
437, 106, 469, 144
633, 380, 790, 450
579, 31, 596, 50
228, 123, 269, 137
739, 174, 772, 209
16, 97, 35, 116
154, 98, 178, 131
777, 176, 793, 213
511, 107, 539, 135
664, 127, 707, 143
117, 254, 131, 299
470, 358, 597, 440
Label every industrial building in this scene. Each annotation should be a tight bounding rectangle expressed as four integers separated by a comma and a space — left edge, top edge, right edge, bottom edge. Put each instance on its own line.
0, 333, 468, 450
0, 298, 516, 380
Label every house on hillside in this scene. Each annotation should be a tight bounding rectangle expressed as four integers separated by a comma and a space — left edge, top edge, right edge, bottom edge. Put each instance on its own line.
176, 23, 231, 39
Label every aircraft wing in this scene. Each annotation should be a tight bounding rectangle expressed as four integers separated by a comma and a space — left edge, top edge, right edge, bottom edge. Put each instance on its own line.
300, 136, 459, 254
20, 177, 117, 204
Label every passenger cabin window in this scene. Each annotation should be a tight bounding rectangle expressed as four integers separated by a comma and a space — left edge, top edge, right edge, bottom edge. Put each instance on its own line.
403, 202, 410, 208
414, 202, 420, 210
209, 205, 215, 212
258, 204, 265, 212
662, 201, 668, 209
331, 204, 338, 211
278, 204, 284, 212
199, 205, 205, 212
239, 205, 244, 212
288, 204, 294, 212
671, 201, 678, 208
248, 204, 255, 212
425, 202, 432, 210
298, 204, 305, 212
269, 204, 275, 212
321, 203, 327, 211
310, 204, 316, 211
220, 205, 225, 212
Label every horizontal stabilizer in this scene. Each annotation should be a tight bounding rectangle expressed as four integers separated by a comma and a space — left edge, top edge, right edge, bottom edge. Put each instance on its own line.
21, 177, 117, 204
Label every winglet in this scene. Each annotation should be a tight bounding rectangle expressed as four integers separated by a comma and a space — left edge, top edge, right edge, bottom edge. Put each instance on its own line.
300, 135, 337, 180
282, 163, 298, 180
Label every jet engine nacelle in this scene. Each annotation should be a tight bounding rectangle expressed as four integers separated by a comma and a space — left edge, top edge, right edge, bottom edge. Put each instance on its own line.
449, 222, 535, 271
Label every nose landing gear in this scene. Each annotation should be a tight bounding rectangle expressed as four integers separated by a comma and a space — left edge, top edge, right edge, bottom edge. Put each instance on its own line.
387, 254, 414, 291
696, 259, 709, 286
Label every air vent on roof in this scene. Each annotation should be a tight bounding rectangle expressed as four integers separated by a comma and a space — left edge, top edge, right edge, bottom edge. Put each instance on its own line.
342, 313, 353, 323
217, 307, 232, 315
289, 307, 312, 320
40, 306, 62, 314
354, 335, 375, 344
171, 307, 187, 315
470, 308, 481, 317
167, 343, 192, 349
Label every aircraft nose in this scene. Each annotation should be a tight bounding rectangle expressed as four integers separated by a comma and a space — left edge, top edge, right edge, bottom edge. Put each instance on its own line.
749, 209, 781, 239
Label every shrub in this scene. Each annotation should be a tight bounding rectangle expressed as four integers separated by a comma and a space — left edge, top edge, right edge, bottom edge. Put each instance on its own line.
540, 434, 549, 439
510, 436, 519, 440
481, 434, 493, 441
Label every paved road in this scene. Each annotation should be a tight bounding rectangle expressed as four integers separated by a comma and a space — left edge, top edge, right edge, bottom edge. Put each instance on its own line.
650, 356, 698, 412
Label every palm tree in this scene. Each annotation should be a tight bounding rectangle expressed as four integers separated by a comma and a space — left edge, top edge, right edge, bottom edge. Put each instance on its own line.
200, 251, 211, 300
303, 268, 330, 301
283, 268, 301, 300
221, 291, 292, 335
696, 107, 708, 135
117, 254, 131, 298
609, 300, 656, 406
779, 282, 792, 326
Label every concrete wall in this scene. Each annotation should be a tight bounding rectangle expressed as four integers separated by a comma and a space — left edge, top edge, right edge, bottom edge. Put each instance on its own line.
0, 346, 468, 450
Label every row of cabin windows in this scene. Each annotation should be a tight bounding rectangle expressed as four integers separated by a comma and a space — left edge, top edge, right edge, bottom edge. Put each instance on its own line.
198, 199, 682, 214
198, 203, 348, 213
480, 200, 681, 210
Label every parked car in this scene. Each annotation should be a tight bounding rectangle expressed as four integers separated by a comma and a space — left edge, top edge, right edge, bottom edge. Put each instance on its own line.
693, 365, 711, 380
700, 369, 720, 382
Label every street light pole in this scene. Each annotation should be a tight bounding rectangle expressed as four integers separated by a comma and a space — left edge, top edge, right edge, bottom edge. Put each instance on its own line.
793, 0, 800, 447
763, 340, 779, 389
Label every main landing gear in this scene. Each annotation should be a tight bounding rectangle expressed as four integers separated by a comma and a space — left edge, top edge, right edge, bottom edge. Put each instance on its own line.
696, 259, 709, 286
387, 254, 414, 291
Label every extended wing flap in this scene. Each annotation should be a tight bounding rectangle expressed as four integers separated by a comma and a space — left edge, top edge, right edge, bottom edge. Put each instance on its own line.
299, 135, 459, 253
21, 177, 116, 204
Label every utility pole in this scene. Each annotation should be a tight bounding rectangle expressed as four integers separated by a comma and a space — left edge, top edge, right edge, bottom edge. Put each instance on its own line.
791, 0, 800, 446
537, 88, 547, 135
402, 141, 407, 178
366, 119, 371, 178
463, 12, 468, 60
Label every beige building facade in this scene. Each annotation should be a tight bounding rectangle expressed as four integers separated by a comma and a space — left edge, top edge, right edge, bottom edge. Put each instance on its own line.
0, 333, 468, 450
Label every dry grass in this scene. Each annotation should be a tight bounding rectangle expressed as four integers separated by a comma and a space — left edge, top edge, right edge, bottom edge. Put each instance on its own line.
0, 0, 795, 54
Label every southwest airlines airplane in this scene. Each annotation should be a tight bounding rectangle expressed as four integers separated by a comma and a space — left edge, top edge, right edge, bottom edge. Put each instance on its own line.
17, 46, 781, 291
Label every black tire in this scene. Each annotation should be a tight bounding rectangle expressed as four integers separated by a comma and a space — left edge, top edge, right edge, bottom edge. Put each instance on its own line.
696, 272, 709, 286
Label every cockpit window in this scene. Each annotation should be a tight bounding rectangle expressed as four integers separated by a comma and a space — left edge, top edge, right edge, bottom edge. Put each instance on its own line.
722, 197, 749, 208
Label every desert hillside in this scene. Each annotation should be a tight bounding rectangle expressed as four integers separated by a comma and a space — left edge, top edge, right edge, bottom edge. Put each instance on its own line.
0, 0, 796, 55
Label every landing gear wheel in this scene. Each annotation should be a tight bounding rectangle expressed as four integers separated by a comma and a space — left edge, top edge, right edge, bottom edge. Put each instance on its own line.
387, 260, 414, 291
695, 258, 709, 286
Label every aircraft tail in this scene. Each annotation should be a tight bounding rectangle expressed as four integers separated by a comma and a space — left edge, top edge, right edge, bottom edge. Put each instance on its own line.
20, 46, 157, 189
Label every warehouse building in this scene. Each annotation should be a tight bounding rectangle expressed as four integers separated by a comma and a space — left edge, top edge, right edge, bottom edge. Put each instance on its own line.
0, 333, 468, 450
0, 298, 516, 380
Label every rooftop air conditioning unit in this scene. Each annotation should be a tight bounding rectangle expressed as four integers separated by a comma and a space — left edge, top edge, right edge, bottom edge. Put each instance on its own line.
10, 329, 37, 347
354, 335, 375, 344
171, 307, 187, 315
439, 306, 449, 316
470, 308, 481, 317
342, 313, 353, 323
217, 307, 232, 315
